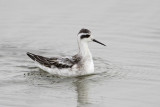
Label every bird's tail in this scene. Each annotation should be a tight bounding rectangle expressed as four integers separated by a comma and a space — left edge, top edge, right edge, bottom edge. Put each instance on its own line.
26, 52, 52, 68
26, 52, 36, 61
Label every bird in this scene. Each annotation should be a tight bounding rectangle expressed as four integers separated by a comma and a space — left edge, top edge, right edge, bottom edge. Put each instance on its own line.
27, 28, 106, 77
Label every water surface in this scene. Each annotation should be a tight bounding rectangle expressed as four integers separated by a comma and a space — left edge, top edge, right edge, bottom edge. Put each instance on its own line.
0, 0, 160, 107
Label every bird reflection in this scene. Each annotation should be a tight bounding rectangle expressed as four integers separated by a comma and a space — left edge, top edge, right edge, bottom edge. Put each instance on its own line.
74, 76, 90, 107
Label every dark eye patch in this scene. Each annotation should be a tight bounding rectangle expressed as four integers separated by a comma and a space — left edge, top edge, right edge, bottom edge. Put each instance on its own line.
80, 35, 90, 39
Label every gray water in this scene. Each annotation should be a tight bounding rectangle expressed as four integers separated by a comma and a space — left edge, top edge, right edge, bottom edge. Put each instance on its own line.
0, 0, 160, 107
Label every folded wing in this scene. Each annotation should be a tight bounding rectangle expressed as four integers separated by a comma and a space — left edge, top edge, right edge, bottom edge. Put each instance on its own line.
27, 52, 80, 69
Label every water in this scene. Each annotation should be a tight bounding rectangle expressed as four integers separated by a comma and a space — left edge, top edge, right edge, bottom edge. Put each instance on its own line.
0, 0, 160, 107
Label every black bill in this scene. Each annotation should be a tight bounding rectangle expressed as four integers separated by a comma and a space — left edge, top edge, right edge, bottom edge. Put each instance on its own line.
92, 39, 106, 46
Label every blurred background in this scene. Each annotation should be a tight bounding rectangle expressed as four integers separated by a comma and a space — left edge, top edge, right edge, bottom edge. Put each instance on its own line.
0, 0, 160, 107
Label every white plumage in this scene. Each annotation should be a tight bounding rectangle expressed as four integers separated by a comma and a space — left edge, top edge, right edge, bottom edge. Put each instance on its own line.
27, 28, 106, 77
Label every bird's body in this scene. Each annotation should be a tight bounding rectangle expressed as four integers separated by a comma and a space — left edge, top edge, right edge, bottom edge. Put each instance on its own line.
27, 29, 106, 77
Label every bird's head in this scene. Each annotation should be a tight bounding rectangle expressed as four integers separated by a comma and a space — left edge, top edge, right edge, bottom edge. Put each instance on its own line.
77, 28, 106, 46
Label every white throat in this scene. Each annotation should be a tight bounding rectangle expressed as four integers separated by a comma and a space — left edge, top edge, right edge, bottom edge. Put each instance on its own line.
77, 39, 94, 74
78, 40, 92, 59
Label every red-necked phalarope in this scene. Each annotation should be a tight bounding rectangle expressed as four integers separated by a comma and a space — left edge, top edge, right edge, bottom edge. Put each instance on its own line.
27, 28, 106, 77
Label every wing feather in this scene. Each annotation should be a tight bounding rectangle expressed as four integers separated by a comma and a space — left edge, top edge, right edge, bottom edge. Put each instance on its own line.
27, 52, 81, 69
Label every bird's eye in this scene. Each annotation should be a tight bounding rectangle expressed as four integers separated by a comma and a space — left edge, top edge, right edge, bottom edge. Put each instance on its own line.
81, 35, 90, 39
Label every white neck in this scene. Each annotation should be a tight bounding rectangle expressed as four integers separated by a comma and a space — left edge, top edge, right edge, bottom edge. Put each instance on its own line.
77, 39, 94, 74
78, 40, 92, 59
